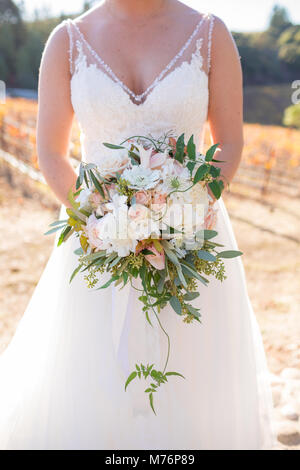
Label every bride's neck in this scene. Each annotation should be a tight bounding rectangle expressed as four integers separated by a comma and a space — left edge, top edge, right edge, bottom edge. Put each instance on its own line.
103, 0, 172, 20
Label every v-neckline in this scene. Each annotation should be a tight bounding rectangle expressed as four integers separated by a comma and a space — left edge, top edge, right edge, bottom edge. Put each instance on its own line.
68, 14, 208, 105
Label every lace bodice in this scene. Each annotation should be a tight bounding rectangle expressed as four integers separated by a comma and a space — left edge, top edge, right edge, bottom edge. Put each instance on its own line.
62, 13, 215, 165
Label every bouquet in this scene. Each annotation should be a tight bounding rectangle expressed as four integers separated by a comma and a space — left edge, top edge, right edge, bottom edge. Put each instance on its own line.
46, 132, 242, 413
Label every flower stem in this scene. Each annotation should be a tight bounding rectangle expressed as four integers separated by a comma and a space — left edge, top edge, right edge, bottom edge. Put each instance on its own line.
150, 304, 170, 375
119, 135, 160, 152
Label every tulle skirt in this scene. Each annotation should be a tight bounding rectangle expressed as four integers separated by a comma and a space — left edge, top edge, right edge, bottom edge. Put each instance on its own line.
0, 197, 276, 450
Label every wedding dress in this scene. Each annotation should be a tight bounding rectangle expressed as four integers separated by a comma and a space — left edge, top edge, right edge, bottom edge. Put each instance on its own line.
0, 13, 276, 450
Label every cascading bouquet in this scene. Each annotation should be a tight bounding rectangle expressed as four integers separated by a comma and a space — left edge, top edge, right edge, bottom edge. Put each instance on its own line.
46, 132, 242, 413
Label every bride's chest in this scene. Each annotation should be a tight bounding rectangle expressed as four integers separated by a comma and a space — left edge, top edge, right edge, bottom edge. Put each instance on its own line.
70, 56, 209, 136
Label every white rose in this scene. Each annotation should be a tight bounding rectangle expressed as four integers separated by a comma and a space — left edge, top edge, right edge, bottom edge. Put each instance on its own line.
76, 188, 93, 210
97, 149, 130, 178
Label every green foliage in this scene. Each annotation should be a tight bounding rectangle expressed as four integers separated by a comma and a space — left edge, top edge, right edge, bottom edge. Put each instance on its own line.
269, 5, 292, 34
283, 104, 300, 129
244, 84, 294, 125
278, 26, 300, 70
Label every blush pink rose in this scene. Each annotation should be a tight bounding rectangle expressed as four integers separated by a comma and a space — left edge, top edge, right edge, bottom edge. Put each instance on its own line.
205, 206, 218, 230
145, 243, 165, 270
150, 151, 167, 170
135, 190, 151, 206
90, 191, 104, 208
128, 204, 149, 222
152, 191, 167, 205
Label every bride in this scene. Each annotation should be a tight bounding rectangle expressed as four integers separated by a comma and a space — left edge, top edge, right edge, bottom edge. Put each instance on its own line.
0, 0, 276, 450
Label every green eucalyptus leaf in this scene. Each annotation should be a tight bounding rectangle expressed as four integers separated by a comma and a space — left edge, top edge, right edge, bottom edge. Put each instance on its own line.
44, 225, 66, 236
49, 219, 68, 227
217, 250, 243, 259
89, 171, 105, 198
103, 143, 126, 150
196, 229, 218, 240
169, 296, 182, 315
183, 292, 200, 301
197, 250, 217, 262
69, 264, 83, 283
186, 304, 201, 318
57, 226, 72, 246
97, 275, 119, 290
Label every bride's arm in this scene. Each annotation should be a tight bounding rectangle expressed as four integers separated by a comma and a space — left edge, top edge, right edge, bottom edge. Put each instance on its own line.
207, 17, 244, 198
37, 24, 77, 208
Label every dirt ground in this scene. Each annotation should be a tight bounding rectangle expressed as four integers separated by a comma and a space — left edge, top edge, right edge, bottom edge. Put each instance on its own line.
0, 162, 299, 449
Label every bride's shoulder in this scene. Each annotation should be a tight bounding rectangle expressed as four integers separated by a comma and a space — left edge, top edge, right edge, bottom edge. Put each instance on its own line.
203, 12, 235, 43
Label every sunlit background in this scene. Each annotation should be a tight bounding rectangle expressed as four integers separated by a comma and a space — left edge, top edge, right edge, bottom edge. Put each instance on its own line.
22, 0, 300, 32
0, 0, 300, 449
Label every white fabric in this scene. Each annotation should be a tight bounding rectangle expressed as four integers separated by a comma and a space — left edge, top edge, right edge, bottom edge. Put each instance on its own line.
0, 14, 276, 450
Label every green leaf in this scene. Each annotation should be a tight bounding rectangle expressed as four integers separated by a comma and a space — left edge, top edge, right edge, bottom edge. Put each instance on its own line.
174, 133, 185, 164
75, 175, 81, 191
69, 264, 83, 283
176, 264, 188, 289
186, 304, 201, 318
183, 292, 200, 301
187, 135, 196, 160
165, 371, 185, 379
209, 165, 221, 178
57, 226, 72, 246
145, 311, 153, 327
74, 247, 84, 256
81, 251, 106, 263
202, 229, 218, 240
89, 171, 105, 198
180, 262, 209, 286
122, 271, 129, 285
197, 250, 217, 262
217, 250, 243, 259
109, 256, 122, 268
49, 219, 68, 227
157, 271, 166, 294
205, 143, 219, 162
141, 249, 156, 256
97, 275, 119, 290
103, 143, 126, 150
67, 188, 80, 211
208, 180, 222, 200
44, 225, 66, 236
187, 161, 196, 176
125, 371, 137, 391
163, 246, 180, 267
169, 296, 182, 315
193, 164, 209, 184
149, 392, 156, 415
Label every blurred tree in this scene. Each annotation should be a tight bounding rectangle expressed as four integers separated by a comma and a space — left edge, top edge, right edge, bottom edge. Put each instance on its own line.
283, 104, 300, 129
16, 29, 44, 88
0, 0, 26, 85
269, 5, 292, 35
278, 26, 300, 71
83, 1, 97, 12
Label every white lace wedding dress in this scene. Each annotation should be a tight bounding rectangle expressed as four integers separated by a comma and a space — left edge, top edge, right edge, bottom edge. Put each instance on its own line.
0, 13, 276, 450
